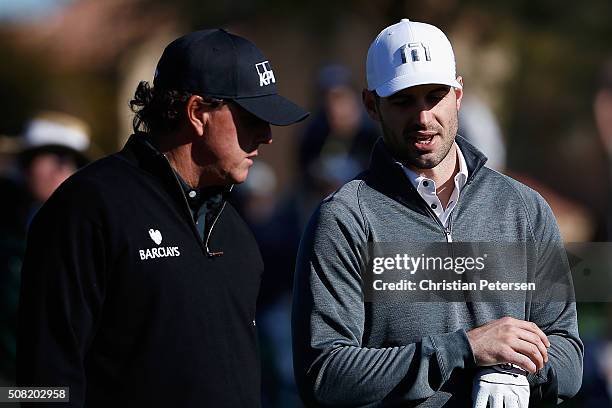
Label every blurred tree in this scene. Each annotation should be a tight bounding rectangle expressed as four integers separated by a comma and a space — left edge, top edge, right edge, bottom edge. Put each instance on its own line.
0, 0, 610, 196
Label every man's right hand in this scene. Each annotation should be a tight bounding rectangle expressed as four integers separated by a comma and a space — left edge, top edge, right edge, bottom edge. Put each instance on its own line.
466, 317, 550, 373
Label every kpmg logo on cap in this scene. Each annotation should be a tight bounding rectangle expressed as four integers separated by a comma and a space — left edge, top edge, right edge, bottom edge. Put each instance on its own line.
400, 43, 431, 64
255, 61, 276, 87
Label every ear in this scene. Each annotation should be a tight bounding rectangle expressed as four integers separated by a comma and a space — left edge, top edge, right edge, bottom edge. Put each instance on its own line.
455, 76, 464, 111
362, 89, 381, 122
185, 95, 208, 136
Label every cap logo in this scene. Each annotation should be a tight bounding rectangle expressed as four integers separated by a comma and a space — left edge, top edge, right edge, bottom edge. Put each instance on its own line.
400, 43, 431, 63
255, 61, 276, 87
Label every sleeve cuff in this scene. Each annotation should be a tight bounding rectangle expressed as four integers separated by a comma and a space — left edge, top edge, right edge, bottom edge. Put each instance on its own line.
430, 329, 477, 379
527, 361, 549, 386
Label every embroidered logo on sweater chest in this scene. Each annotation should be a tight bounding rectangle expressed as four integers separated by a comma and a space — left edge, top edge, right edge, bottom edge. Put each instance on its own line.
139, 228, 181, 260
149, 229, 162, 245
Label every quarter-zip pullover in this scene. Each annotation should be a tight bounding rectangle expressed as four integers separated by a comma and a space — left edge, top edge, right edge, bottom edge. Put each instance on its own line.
18, 133, 264, 407
293, 136, 583, 407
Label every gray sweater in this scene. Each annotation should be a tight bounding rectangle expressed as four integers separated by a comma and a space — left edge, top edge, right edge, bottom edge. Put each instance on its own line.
292, 137, 583, 407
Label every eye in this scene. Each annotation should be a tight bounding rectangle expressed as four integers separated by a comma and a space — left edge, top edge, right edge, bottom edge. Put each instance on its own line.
425, 94, 446, 105
389, 97, 413, 106
428, 87, 450, 102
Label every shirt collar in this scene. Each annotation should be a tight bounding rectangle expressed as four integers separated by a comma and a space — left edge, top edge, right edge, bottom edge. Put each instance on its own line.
174, 171, 199, 199
173, 170, 225, 211
400, 142, 469, 192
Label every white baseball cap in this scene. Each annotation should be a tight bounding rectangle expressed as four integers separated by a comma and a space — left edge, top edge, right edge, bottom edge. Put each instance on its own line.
366, 18, 461, 97
22, 111, 90, 152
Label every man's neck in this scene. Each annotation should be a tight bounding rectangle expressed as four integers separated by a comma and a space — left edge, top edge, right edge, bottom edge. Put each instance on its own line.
149, 131, 205, 189
164, 146, 200, 188
407, 143, 459, 208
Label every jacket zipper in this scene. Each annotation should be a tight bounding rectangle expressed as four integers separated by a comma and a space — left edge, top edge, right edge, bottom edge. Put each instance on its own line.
405, 180, 453, 243
444, 215, 453, 243
204, 185, 233, 257
161, 153, 229, 257
423, 204, 453, 243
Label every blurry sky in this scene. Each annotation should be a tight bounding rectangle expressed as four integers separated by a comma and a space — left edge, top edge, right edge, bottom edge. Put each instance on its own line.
0, 0, 71, 21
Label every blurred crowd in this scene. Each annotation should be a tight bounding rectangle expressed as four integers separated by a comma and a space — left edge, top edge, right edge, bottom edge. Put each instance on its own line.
1, 51, 612, 408
0, 111, 92, 386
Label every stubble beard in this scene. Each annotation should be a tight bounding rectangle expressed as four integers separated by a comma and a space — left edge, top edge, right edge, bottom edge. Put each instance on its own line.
381, 110, 459, 170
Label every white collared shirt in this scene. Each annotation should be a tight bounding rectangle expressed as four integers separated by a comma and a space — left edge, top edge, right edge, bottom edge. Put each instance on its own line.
400, 144, 469, 228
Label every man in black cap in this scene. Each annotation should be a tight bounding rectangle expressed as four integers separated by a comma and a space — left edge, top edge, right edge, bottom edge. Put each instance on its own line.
17, 29, 308, 407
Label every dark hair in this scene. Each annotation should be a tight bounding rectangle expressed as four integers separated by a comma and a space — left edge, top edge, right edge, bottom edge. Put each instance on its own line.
129, 81, 224, 135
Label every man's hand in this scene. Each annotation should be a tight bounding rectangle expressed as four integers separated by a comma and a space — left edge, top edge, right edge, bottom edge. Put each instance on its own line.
472, 366, 530, 408
467, 317, 550, 373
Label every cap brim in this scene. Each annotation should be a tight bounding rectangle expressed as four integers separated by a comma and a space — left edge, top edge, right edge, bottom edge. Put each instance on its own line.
374, 73, 462, 97
233, 94, 309, 126
19, 144, 90, 168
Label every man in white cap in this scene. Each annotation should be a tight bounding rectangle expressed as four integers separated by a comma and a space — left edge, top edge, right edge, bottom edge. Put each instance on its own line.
18, 111, 91, 206
292, 19, 582, 407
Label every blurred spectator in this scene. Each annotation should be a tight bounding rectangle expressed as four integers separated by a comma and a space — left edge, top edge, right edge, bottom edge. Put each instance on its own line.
593, 58, 612, 241
19, 111, 91, 206
254, 65, 381, 307
292, 64, 381, 242
458, 94, 506, 172
0, 111, 91, 385
246, 153, 365, 408
234, 161, 299, 407
572, 59, 612, 407
235, 161, 278, 224
299, 64, 379, 178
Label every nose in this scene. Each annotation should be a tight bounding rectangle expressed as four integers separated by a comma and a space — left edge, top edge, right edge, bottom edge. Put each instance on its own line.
417, 109, 432, 125
416, 101, 434, 126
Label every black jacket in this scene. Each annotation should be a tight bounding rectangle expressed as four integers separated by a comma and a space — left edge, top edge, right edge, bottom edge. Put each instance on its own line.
17, 134, 264, 407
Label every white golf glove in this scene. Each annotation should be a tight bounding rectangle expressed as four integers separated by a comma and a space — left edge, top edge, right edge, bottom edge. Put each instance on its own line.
472, 364, 530, 408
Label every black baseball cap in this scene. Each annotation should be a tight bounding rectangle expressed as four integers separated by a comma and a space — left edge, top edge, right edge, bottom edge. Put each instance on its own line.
153, 29, 309, 126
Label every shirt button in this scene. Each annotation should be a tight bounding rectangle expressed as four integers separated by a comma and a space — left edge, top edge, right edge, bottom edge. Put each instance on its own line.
431, 203, 437, 209
188, 190, 197, 198
423, 180, 429, 187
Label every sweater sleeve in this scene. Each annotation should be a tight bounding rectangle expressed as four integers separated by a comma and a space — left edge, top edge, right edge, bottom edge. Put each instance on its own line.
526, 195, 584, 404
292, 193, 476, 407
17, 188, 107, 408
